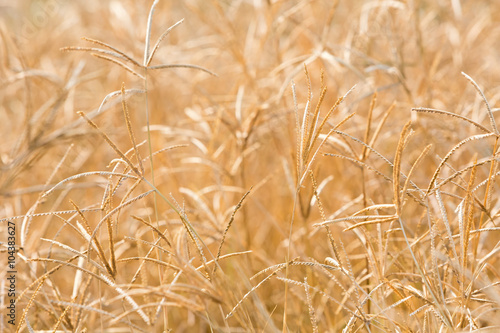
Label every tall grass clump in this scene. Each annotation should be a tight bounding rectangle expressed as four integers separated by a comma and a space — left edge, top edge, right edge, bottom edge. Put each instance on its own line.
2, 0, 500, 331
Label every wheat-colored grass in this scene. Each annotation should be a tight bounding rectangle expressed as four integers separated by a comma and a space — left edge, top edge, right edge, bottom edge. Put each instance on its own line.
2, 0, 500, 331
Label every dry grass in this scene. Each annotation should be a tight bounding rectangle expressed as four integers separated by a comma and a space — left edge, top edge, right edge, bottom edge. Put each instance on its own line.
2, 0, 500, 332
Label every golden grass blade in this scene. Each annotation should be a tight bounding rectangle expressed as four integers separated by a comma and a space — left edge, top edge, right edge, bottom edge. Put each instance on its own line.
99, 274, 151, 325
52, 298, 74, 333
226, 269, 279, 319
50, 301, 150, 333
109, 301, 202, 325
106, 217, 117, 277
97, 89, 146, 114
385, 280, 417, 313
144, 0, 159, 66
146, 19, 184, 66
400, 144, 432, 208
42, 171, 139, 198
300, 64, 313, 168
148, 63, 217, 76
91, 53, 145, 80
435, 189, 459, 263
342, 216, 398, 231
393, 121, 412, 215
142, 144, 189, 161
250, 257, 300, 280
81, 37, 141, 67
16, 258, 71, 304
214, 187, 252, 273
0, 208, 103, 223
179, 187, 218, 228
16, 276, 48, 333
61, 46, 132, 64
20, 144, 73, 248
276, 53, 321, 101
17, 256, 104, 331
292, 80, 301, 177
24, 318, 35, 333
196, 251, 252, 271
117, 179, 144, 212
116, 257, 180, 270
275, 277, 362, 319
169, 195, 208, 266
361, 92, 377, 160
474, 138, 499, 260
462, 161, 477, 286
298, 111, 357, 187
324, 153, 392, 183
87, 190, 155, 259
333, 129, 392, 166
127, 236, 170, 285
121, 84, 144, 176
426, 133, 497, 195
70, 200, 114, 277
298, 98, 311, 173
310, 85, 357, 156
462, 72, 498, 134
71, 256, 86, 312
69, 200, 95, 237
412, 107, 491, 133
396, 214, 453, 328
351, 204, 396, 216
337, 239, 362, 310
100, 166, 132, 211
426, 205, 447, 309
314, 214, 396, 227
125, 236, 172, 254
367, 101, 396, 154
431, 156, 497, 194
309, 170, 328, 222
376, 295, 414, 321
77, 111, 142, 177
39, 238, 104, 272
303, 84, 327, 162
226, 258, 298, 319
131, 215, 171, 247
27, 258, 106, 284
303, 278, 319, 333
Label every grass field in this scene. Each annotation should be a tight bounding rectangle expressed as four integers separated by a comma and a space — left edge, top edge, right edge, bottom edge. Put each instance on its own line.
2, 0, 500, 332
